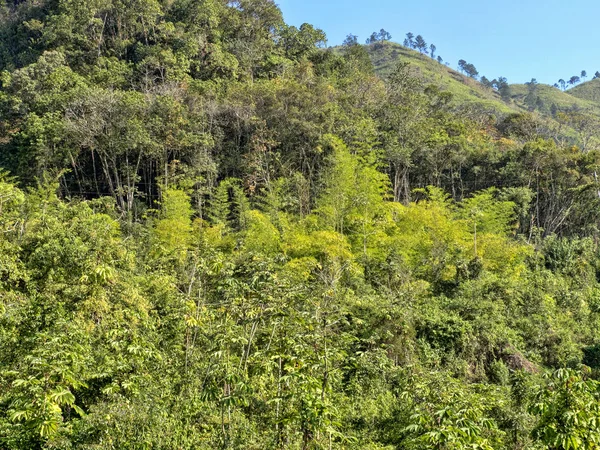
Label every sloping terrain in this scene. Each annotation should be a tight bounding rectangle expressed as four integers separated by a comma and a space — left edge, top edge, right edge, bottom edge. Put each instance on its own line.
365, 41, 514, 114
510, 83, 600, 116
568, 77, 600, 104
364, 41, 600, 119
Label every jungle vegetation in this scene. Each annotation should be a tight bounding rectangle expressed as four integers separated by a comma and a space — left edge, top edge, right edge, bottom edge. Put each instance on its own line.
4, 1, 600, 449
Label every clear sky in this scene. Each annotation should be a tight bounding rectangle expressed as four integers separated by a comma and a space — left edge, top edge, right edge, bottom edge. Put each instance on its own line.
277, 0, 600, 86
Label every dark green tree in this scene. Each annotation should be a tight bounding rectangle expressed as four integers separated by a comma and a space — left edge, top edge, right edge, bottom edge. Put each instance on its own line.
414, 34, 427, 53
493, 76, 512, 101
365, 31, 379, 44
378, 28, 392, 41
558, 79, 566, 90
464, 62, 479, 78
524, 78, 540, 110
342, 33, 358, 47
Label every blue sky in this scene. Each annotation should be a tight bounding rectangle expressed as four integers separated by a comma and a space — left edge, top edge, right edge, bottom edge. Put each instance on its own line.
277, 0, 600, 86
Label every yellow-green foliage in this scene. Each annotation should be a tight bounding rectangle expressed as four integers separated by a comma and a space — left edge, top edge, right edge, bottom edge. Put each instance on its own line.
392, 188, 470, 284
153, 188, 193, 258
5, 0, 600, 448
243, 209, 281, 255
2, 148, 600, 450
384, 187, 530, 286
316, 135, 391, 247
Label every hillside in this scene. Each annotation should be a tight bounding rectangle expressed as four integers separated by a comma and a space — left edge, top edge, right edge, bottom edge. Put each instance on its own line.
568, 77, 600, 104
510, 82, 600, 115
365, 41, 600, 120
365, 41, 515, 113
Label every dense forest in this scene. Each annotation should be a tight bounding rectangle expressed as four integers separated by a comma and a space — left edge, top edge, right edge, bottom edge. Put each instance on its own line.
4, 1, 600, 449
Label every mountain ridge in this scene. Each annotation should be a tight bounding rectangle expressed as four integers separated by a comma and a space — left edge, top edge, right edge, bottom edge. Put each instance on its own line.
357, 40, 600, 118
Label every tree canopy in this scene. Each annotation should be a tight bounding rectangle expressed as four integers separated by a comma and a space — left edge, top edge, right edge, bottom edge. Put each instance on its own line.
3, 2, 600, 449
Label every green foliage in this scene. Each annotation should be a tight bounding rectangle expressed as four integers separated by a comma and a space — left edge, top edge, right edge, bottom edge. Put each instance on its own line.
3, 2, 600, 448
153, 188, 193, 259
531, 369, 600, 449
398, 372, 505, 449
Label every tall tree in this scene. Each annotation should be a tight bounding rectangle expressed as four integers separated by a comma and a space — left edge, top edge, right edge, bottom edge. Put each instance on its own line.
493, 76, 512, 101
558, 79, 566, 91
414, 35, 427, 53
342, 33, 358, 47
365, 31, 379, 44
481, 76, 493, 88
378, 28, 392, 41
464, 62, 479, 79
524, 78, 540, 111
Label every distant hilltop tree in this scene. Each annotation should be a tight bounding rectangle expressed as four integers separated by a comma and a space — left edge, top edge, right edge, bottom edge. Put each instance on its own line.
437, 55, 443, 64
429, 44, 436, 59
414, 35, 427, 53
365, 32, 378, 44
343, 34, 358, 47
458, 59, 478, 79
480, 76, 493, 88
402, 32, 439, 61
568, 75, 581, 86
594, 71, 600, 79
365, 29, 391, 45
465, 63, 478, 79
558, 79, 566, 91
378, 29, 392, 41
557, 73, 591, 89
524, 78, 542, 111
525, 78, 538, 86
491, 76, 511, 102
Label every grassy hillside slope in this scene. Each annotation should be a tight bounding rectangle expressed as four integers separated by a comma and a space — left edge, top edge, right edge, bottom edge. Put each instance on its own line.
362, 41, 600, 121
568, 78, 600, 104
510, 83, 600, 115
364, 41, 514, 113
